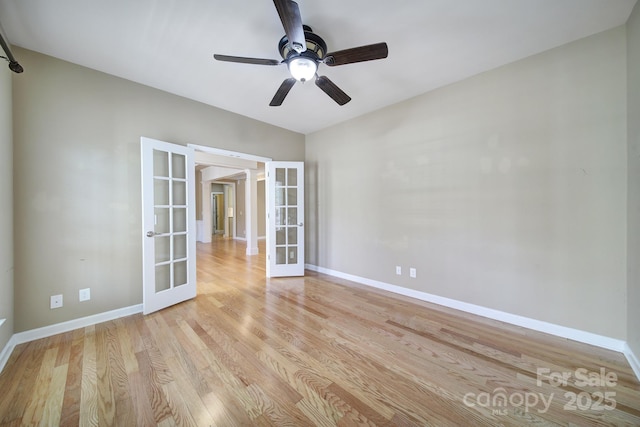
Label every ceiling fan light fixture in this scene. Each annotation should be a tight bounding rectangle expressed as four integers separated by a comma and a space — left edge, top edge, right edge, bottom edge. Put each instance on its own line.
213, 6, 388, 106
288, 57, 317, 82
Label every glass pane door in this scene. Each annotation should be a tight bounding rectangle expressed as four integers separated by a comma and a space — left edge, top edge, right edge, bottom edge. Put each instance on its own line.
152, 150, 189, 292
141, 137, 196, 314
267, 162, 304, 277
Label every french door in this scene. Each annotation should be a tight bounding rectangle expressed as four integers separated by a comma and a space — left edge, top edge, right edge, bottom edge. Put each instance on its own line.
266, 161, 305, 277
141, 137, 196, 314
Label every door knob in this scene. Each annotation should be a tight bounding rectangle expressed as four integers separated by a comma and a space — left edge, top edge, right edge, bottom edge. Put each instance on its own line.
146, 231, 159, 237
298, 222, 304, 227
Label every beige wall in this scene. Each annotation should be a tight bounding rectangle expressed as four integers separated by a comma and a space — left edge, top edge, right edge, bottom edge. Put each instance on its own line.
0, 61, 14, 351
195, 169, 203, 221
236, 178, 246, 238
628, 3, 640, 358
235, 179, 266, 239
7, 18, 638, 356
230, 179, 267, 239
306, 27, 628, 339
12, 47, 304, 332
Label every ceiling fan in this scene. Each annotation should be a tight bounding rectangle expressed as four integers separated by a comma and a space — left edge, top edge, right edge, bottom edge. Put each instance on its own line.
214, 0, 388, 106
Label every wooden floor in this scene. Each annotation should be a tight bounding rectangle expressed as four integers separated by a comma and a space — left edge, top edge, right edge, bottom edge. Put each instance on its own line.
1, 238, 639, 426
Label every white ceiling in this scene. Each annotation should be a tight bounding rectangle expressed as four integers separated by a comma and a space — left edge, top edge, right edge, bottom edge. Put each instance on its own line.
0, 0, 636, 134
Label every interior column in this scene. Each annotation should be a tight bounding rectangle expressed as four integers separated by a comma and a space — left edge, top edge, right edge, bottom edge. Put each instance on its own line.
245, 169, 259, 255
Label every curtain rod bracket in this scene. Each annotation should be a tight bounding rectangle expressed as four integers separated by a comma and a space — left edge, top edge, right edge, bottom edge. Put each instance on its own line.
8, 60, 23, 73
0, 19, 23, 73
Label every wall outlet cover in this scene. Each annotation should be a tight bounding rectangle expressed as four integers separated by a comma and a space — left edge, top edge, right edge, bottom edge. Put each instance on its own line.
79, 288, 91, 302
50, 294, 63, 309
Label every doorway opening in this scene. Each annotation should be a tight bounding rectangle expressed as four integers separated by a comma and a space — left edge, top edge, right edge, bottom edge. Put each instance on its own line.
211, 192, 224, 235
191, 144, 271, 257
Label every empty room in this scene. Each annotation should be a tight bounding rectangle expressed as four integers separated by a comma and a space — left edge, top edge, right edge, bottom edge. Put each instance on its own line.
1, 0, 640, 425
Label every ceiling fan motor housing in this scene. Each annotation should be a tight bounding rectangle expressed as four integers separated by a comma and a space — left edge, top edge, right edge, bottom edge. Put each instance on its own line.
278, 26, 327, 63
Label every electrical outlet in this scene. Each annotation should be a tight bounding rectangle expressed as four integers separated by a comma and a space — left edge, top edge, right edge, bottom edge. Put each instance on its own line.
396, 266, 402, 275
79, 288, 91, 302
410, 268, 417, 278
50, 294, 63, 309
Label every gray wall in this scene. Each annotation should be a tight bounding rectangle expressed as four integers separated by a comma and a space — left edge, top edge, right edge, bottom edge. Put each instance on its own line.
236, 178, 246, 238
628, 3, 640, 358
306, 27, 628, 339
12, 47, 304, 332
232, 178, 266, 239
6, 17, 639, 358
0, 60, 14, 351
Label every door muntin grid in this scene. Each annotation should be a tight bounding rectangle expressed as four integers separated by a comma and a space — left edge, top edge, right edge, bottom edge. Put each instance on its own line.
153, 149, 189, 292
274, 167, 299, 265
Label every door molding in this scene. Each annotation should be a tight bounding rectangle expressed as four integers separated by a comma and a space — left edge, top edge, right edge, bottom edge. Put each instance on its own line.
189, 144, 272, 164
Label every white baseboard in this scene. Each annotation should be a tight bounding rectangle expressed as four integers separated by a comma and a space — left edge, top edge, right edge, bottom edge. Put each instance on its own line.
234, 236, 266, 242
0, 304, 142, 374
305, 264, 627, 354
0, 334, 17, 374
624, 343, 640, 381
3, 274, 639, 383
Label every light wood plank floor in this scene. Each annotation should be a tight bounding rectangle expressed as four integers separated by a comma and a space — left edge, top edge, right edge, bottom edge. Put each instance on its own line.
1, 237, 639, 426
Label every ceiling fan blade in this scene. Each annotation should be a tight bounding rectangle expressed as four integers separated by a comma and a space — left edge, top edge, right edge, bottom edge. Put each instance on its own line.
273, 0, 306, 53
270, 78, 297, 106
324, 42, 388, 66
214, 54, 281, 66
315, 76, 351, 106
